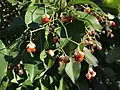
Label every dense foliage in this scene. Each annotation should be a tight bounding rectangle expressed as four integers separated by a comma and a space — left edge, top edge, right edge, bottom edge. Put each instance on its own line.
1, 0, 120, 90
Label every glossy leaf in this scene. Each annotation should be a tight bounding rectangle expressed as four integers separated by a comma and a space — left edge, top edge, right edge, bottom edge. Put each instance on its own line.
0, 40, 8, 83
7, 0, 18, 5
84, 47, 98, 67
7, 39, 22, 58
40, 50, 47, 62
24, 63, 43, 82
65, 58, 81, 83
25, 4, 44, 25
76, 11, 102, 30
60, 38, 70, 48
58, 78, 65, 90
40, 79, 49, 90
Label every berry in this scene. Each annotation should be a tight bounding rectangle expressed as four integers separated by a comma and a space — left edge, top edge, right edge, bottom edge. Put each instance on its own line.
59, 55, 64, 61
88, 31, 92, 35
108, 30, 112, 33
86, 72, 92, 80
74, 50, 84, 62
53, 36, 60, 44
84, 7, 91, 13
19, 70, 24, 75
42, 14, 50, 24
8, 65, 12, 70
63, 55, 70, 63
88, 67, 96, 78
61, 15, 69, 23
109, 21, 116, 27
69, 16, 74, 23
16, 64, 20, 69
26, 42, 36, 53
110, 34, 114, 38
97, 45, 102, 50
96, 16, 102, 23
58, 61, 63, 67
48, 50, 54, 56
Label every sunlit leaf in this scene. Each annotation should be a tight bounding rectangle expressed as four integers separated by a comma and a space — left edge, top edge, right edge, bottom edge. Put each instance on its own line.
65, 57, 81, 83
0, 40, 8, 83
58, 78, 65, 90
84, 47, 98, 67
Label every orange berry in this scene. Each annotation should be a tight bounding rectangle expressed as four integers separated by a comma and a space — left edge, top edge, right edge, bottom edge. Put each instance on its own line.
26, 42, 36, 53
48, 50, 54, 56
42, 14, 50, 24
74, 50, 84, 62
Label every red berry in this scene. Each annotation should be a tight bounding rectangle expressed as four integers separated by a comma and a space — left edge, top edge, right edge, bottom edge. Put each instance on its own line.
86, 72, 91, 80
89, 71, 94, 75
42, 17, 50, 24
109, 21, 116, 27
74, 50, 84, 62
88, 67, 96, 77
42, 14, 50, 24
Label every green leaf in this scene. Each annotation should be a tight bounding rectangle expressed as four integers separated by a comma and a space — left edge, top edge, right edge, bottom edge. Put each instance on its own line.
7, 0, 18, 5
11, 70, 18, 84
0, 77, 9, 90
55, 27, 62, 36
25, 63, 43, 82
84, 47, 98, 67
58, 78, 65, 90
102, 0, 120, 9
35, 87, 40, 90
25, 4, 44, 25
22, 79, 33, 86
58, 62, 65, 74
56, 0, 67, 9
25, 4, 53, 25
7, 39, 22, 58
40, 50, 47, 62
65, 58, 81, 83
79, 43, 84, 51
60, 38, 70, 48
0, 40, 8, 83
47, 58, 55, 69
40, 79, 49, 90
76, 11, 102, 30
31, 0, 40, 4
69, 0, 91, 4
